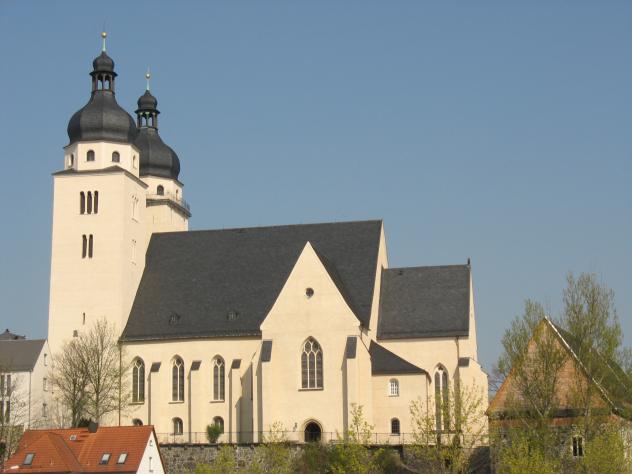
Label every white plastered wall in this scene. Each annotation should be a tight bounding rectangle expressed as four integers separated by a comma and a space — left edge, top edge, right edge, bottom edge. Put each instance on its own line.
137, 431, 165, 474
122, 338, 260, 444
47, 168, 147, 354
64, 141, 141, 176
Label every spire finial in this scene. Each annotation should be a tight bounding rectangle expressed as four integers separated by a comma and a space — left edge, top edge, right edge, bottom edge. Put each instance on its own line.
101, 30, 107, 52
145, 68, 151, 91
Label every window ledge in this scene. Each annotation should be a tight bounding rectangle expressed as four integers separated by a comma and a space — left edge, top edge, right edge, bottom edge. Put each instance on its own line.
130, 401, 145, 405
298, 388, 324, 392
388, 394, 399, 397
210, 399, 225, 404
169, 401, 185, 404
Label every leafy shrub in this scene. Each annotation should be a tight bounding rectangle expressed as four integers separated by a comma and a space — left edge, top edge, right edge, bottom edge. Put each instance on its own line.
206, 424, 223, 444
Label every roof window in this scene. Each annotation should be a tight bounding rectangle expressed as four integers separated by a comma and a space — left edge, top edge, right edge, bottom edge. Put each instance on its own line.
100, 453, 111, 465
117, 453, 128, 464
23, 453, 35, 465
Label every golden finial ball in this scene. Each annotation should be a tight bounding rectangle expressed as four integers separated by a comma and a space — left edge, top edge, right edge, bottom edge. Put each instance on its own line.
101, 31, 108, 39
146, 72, 151, 80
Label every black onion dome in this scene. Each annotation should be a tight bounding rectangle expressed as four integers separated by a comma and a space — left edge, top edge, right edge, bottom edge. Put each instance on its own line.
92, 51, 115, 73
135, 128, 180, 179
67, 92, 138, 145
67, 50, 137, 145
137, 90, 158, 110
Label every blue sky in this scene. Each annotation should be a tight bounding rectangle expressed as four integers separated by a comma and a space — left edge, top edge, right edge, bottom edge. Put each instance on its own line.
0, 1, 630, 374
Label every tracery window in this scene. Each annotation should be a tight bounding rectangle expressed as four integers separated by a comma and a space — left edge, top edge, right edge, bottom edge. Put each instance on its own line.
212, 357, 225, 401
172, 357, 184, 402
132, 358, 145, 403
434, 366, 450, 432
301, 337, 323, 389
389, 379, 399, 397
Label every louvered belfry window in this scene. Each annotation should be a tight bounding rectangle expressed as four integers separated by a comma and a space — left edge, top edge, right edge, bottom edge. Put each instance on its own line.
301, 337, 323, 389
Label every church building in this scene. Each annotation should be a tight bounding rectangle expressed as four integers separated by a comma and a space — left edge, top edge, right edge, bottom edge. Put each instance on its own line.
47, 36, 488, 444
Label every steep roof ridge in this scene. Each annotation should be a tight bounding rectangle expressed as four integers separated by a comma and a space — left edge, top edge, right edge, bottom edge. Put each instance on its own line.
545, 318, 618, 412
550, 319, 632, 410
151, 218, 384, 238
310, 243, 363, 323
47, 431, 83, 472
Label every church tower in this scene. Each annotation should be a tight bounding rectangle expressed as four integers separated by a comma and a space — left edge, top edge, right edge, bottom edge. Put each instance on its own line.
134, 72, 190, 242
47, 34, 148, 353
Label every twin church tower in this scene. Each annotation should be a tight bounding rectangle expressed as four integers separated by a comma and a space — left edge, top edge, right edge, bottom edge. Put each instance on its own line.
47, 34, 190, 353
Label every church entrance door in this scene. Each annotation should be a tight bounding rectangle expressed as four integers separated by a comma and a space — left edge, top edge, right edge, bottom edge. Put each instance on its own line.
304, 421, 321, 442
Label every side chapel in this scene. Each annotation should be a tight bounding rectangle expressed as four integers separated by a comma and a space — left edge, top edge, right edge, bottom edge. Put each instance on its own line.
47, 35, 489, 443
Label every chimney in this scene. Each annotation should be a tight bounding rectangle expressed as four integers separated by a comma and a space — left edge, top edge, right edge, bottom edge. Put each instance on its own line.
88, 422, 99, 433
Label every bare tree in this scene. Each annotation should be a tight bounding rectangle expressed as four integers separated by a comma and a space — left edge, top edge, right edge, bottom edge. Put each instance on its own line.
409, 381, 487, 473
51, 319, 129, 426
0, 366, 28, 464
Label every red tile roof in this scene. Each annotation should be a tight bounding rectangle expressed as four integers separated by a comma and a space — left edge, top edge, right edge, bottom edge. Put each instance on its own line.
3, 426, 158, 473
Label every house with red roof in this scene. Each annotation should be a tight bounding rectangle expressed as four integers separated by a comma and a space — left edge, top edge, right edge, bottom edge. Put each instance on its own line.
2, 425, 164, 473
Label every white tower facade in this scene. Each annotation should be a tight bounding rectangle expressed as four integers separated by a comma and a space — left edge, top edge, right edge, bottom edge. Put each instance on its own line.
47, 42, 189, 354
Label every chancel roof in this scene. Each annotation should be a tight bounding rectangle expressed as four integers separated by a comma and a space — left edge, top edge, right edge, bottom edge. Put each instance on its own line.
369, 341, 426, 375
377, 265, 470, 340
121, 220, 382, 341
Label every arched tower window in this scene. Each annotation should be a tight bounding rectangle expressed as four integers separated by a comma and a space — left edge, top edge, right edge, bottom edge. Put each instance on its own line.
93, 191, 99, 214
434, 366, 450, 432
389, 379, 399, 397
87, 192, 93, 214
301, 337, 323, 389
80, 192, 85, 214
87, 150, 95, 162
82, 235, 87, 258
88, 235, 93, 258
132, 358, 145, 403
212, 357, 225, 401
172, 357, 184, 402
157, 185, 164, 196
172, 417, 183, 435
112, 151, 120, 163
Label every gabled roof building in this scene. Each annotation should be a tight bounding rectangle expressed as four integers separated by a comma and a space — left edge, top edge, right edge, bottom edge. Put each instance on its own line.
2, 425, 164, 473
45, 35, 489, 444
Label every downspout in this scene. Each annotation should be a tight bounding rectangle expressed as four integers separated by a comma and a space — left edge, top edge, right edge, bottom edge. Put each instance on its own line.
148, 371, 152, 425
118, 345, 122, 426
188, 369, 192, 443
28, 370, 32, 428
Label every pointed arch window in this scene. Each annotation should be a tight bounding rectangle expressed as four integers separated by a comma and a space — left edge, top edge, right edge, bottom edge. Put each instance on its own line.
434, 366, 450, 432
172, 357, 184, 402
301, 337, 323, 389
132, 358, 145, 403
212, 357, 225, 401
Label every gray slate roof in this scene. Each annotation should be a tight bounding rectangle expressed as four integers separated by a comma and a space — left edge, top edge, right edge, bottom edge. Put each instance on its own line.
0, 329, 25, 340
377, 265, 470, 340
121, 220, 382, 341
0, 339, 45, 371
369, 341, 425, 375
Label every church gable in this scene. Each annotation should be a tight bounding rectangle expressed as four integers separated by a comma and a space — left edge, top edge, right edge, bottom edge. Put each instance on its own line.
260, 241, 362, 334
121, 220, 382, 341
